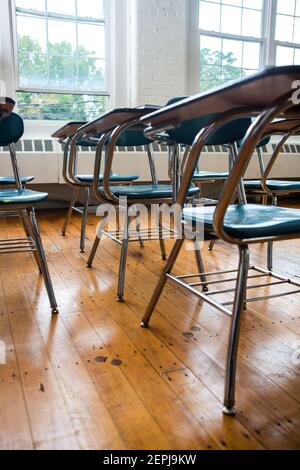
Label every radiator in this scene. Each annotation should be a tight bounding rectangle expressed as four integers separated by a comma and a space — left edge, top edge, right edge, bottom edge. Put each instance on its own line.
1, 137, 300, 184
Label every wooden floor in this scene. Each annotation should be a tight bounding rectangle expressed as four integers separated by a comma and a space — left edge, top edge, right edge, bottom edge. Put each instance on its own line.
1, 207, 300, 450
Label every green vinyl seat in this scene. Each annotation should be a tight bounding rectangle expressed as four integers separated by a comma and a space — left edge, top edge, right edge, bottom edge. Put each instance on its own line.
193, 171, 229, 180
0, 189, 48, 205
76, 174, 139, 184
99, 184, 199, 200
183, 204, 300, 240
244, 179, 300, 192
0, 176, 35, 185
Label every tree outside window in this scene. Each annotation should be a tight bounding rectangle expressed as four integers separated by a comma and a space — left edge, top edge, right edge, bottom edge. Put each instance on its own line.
14, 0, 107, 121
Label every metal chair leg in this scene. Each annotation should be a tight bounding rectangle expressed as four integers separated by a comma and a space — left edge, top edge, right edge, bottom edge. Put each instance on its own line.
267, 196, 277, 271
141, 237, 185, 327
87, 236, 101, 268
208, 240, 216, 251
87, 215, 106, 268
223, 245, 249, 416
29, 208, 59, 315
80, 187, 90, 253
19, 210, 42, 274
62, 187, 80, 236
117, 212, 131, 302
158, 211, 167, 261
116, 210, 120, 240
232, 142, 247, 205
135, 213, 144, 248
267, 240, 273, 271
194, 246, 208, 292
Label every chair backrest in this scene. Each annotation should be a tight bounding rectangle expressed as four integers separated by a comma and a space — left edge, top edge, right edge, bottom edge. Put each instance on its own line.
256, 136, 271, 147
77, 129, 151, 148
237, 136, 271, 148
166, 96, 252, 146
116, 129, 152, 147
0, 112, 24, 147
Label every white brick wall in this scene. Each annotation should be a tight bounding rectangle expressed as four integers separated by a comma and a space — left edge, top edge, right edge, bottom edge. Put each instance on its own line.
128, 0, 189, 106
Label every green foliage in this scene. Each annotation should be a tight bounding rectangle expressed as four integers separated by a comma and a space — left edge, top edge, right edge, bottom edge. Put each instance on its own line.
17, 35, 105, 120
17, 91, 106, 121
200, 48, 245, 92
17, 35, 245, 120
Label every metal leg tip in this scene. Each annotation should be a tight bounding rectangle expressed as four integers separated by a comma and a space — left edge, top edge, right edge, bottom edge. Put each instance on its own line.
202, 286, 209, 293
223, 406, 236, 416
61, 232, 66, 237
87, 263, 92, 269
208, 241, 215, 251
140, 321, 149, 328
80, 249, 85, 253
162, 256, 167, 261
51, 307, 59, 315
117, 296, 124, 303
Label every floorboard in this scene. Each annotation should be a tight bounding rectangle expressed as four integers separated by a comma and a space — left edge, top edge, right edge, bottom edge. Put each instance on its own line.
1, 208, 300, 450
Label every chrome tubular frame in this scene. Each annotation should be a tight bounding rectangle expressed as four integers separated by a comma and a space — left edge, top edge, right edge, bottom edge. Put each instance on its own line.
206, 142, 248, 253
60, 123, 147, 252
29, 208, 58, 314
60, 133, 93, 252
0, 206, 58, 314
0, 148, 59, 314
142, 93, 300, 415
87, 118, 201, 301
148, 131, 180, 202
245, 122, 300, 271
8, 143, 23, 190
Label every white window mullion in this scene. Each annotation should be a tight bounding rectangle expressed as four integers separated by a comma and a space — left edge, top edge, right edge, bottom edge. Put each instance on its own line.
45, 0, 50, 89
107, 0, 128, 108
263, 0, 277, 66
187, 0, 201, 94
196, 0, 265, 92
2, 0, 18, 99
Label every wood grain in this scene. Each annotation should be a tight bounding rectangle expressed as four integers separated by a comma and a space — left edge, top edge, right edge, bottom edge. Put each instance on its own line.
1, 206, 300, 450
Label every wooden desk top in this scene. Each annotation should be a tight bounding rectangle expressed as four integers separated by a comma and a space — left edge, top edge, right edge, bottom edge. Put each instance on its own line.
0, 97, 16, 121
140, 66, 300, 130
76, 106, 161, 136
51, 122, 86, 140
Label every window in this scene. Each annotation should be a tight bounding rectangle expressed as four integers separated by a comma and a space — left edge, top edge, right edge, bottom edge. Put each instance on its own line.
13, 0, 108, 120
195, 0, 300, 93
198, 0, 263, 92
275, 0, 300, 65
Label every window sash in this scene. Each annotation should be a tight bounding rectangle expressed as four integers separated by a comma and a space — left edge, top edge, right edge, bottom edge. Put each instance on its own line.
15, 7, 105, 25
12, 0, 109, 95
192, 0, 300, 92
198, 0, 264, 40
199, 29, 264, 43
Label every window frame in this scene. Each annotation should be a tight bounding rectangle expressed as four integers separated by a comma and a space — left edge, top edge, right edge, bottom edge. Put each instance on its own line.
187, 0, 300, 94
272, 0, 300, 65
1, 0, 128, 125
11, 0, 110, 97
